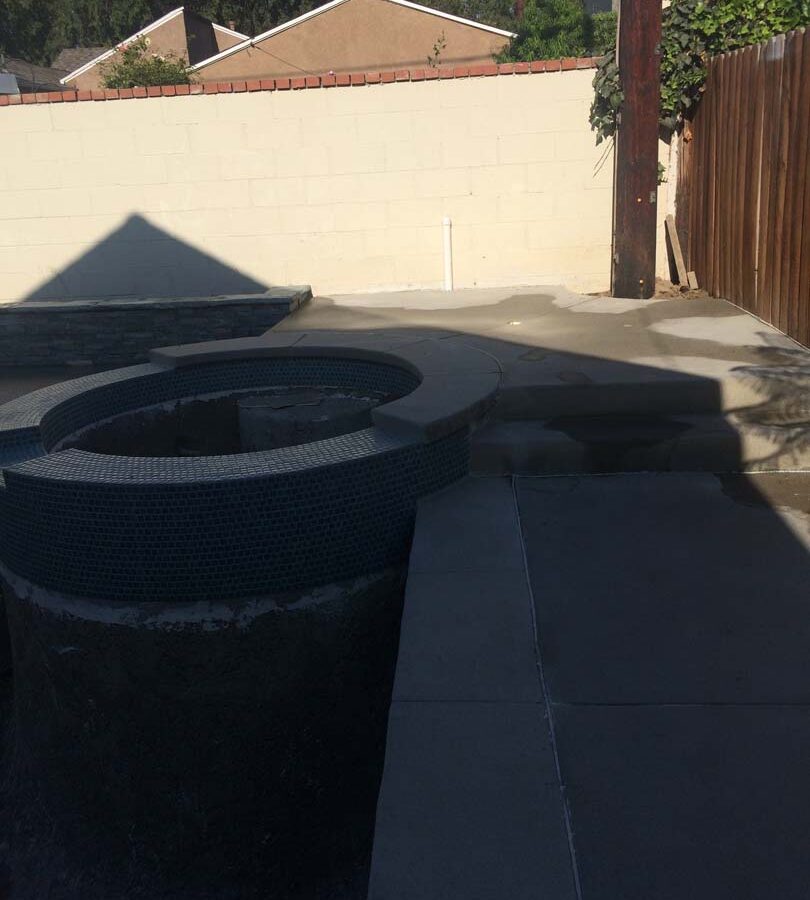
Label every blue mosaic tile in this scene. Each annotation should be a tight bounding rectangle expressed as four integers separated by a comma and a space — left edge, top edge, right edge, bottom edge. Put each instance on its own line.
0, 356, 469, 602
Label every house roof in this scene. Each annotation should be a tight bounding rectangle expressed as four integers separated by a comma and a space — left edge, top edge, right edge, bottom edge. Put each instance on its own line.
1, 56, 69, 91
190, 0, 516, 72
52, 46, 108, 72
213, 22, 249, 41
59, 7, 249, 84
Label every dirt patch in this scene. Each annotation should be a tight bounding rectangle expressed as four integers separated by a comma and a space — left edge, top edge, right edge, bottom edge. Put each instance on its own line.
589, 278, 713, 301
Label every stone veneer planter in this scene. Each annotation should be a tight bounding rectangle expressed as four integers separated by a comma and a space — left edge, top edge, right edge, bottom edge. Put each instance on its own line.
0, 287, 310, 367
0, 328, 499, 893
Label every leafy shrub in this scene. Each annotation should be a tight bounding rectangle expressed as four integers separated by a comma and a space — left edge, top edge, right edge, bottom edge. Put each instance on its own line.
500, 0, 588, 61
590, 0, 810, 143
500, 1, 616, 62
100, 35, 191, 88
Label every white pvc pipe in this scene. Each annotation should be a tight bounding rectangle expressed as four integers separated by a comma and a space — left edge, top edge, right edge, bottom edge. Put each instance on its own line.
442, 216, 453, 292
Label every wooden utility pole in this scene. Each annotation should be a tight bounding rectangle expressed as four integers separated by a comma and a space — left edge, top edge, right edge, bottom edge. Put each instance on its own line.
611, 0, 662, 299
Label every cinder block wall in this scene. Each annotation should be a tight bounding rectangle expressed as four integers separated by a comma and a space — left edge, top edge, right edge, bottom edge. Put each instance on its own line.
0, 67, 641, 303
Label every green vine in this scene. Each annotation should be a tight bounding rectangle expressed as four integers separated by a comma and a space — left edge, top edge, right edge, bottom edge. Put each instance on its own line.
590, 48, 622, 146
589, 0, 810, 144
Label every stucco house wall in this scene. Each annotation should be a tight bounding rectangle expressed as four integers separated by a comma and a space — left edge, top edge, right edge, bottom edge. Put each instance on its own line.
213, 23, 246, 53
193, 0, 512, 81
63, 10, 247, 92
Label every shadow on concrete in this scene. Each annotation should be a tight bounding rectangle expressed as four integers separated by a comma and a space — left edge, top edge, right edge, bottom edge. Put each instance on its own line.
2, 288, 810, 899
274, 295, 810, 898
23, 214, 269, 301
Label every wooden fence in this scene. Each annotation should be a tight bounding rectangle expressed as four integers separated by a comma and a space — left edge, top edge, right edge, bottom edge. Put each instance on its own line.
679, 28, 810, 345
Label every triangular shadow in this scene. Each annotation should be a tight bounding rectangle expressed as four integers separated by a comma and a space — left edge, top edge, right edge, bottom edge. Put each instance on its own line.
24, 214, 269, 302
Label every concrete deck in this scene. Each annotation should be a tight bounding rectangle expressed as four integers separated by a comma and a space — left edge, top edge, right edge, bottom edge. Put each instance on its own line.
371, 471, 810, 899
5, 286, 810, 897
278, 285, 805, 409
279, 287, 810, 472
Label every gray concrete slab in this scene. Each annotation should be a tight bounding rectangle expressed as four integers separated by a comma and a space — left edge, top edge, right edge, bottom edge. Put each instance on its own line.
516, 472, 810, 704
371, 475, 576, 898
368, 701, 577, 900
393, 570, 541, 703
553, 704, 810, 900
515, 470, 810, 899
276, 287, 810, 423
409, 477, 525, 573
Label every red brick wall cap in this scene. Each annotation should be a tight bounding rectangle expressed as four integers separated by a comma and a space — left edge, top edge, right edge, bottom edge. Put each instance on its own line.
0, 57, 600, 107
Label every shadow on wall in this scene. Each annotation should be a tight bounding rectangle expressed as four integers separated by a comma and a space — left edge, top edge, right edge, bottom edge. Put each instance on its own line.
24, 214, 269, 301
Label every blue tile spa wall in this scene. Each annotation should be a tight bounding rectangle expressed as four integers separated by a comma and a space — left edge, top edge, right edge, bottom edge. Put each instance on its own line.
39, 357, 420, 450
0, 356, 469, 602
0, 430, 468, 602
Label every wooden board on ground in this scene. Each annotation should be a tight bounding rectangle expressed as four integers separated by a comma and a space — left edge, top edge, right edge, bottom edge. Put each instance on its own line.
665, 214, 689, 285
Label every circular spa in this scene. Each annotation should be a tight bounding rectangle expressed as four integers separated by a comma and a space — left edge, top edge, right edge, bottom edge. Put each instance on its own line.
0, 333, 497, 896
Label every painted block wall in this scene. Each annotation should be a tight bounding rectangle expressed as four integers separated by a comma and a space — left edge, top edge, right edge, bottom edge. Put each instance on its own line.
0, 69, 669, 303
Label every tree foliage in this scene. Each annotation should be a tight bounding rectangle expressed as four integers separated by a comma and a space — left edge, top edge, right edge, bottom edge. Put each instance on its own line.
429, 0, 514, 30
498, 0, 616, 61
589, 0, 810, 144
100, 34, 191, 87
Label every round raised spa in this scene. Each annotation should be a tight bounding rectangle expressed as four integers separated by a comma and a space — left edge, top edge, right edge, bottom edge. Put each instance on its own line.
0, 330, 498, 893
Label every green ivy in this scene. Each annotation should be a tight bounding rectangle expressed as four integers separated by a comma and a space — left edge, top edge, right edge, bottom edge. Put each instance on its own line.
590, 48, 622, 145
589, 0, 810, 143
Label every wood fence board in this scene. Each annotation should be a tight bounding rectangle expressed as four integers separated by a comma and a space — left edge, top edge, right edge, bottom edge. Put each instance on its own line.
734, 48, 753, 308
759, 33, 787, 328
779, 31, 802, 335
785, 32, 810, 334
728, 49, 742, 303
800, 118, 810, 346
689, 90, 706, 283
743, 44, 764, 310
772, 33, 792, 333
712, 54, 723, 298
798, 32, 810, 346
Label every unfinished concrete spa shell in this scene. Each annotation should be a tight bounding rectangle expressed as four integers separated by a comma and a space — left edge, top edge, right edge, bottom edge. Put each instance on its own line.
0, 331, 498, 890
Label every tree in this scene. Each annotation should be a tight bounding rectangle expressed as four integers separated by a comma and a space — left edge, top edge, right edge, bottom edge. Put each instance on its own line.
0, 0, 55, 63
499, 0, 615, 61
100, 35, 191, 87
44, 0, 154, 62
428, 0, 515, 30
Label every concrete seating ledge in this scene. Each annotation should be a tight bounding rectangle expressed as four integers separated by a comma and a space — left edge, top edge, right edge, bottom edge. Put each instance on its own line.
150, 330, 501, 443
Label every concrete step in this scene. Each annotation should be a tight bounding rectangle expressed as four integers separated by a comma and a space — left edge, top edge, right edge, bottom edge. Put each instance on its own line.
492, 357, 807, 421
471, 413, 810, 475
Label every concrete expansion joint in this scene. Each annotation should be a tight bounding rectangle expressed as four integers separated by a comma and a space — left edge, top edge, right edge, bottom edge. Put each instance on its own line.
512, 474, 584, 900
